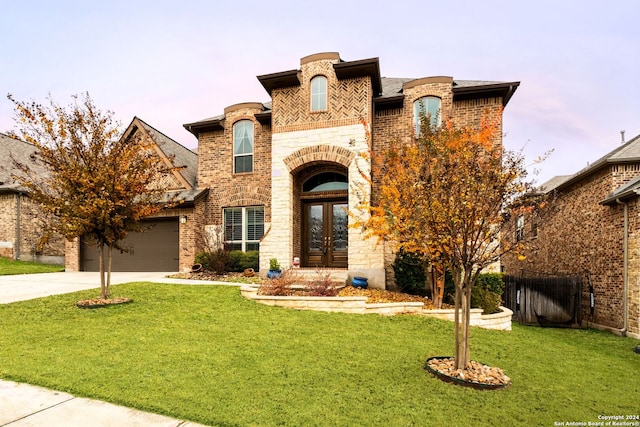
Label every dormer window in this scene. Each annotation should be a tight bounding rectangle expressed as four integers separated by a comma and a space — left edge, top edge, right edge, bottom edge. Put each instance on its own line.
413, 96, 441, 134
310, 75, 327, 111
233, 120, 254, 173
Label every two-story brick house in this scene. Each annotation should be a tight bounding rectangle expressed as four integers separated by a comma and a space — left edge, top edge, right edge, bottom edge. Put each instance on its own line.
501, 134, 640, 338
184, 52, 519, 288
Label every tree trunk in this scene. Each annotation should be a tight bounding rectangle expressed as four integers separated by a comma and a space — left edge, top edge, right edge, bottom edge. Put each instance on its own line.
454, 266, 473, 370
429, 262, 444, 309
105, 245, 113, 299
453, 268, 462, 366
98, 243, 106, 299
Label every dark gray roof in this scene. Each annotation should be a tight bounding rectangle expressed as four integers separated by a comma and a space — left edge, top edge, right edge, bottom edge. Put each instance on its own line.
0, 133, 45, 193
552, 134, 640, 193
601, 174, 640, 205
135, 118, 198, 188
538, 175, 574, 193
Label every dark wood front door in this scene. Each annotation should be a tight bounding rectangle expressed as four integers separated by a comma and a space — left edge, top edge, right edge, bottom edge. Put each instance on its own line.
303, 200, 348, 268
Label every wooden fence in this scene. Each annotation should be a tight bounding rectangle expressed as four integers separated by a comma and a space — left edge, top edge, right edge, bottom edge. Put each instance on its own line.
503, 274, 583, 327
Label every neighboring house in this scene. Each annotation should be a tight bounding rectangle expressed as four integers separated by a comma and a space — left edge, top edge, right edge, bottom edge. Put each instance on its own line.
64, 116, 206, 272
502, 134, 640, 338
183, 52, 519, 288
0, 133, 65, 264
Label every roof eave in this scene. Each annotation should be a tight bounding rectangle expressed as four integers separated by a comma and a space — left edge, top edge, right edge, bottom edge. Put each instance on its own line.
453, 81, 520, 106
333, 57, 382, 96
182, 119, 224, 137
257, 69, 301, 95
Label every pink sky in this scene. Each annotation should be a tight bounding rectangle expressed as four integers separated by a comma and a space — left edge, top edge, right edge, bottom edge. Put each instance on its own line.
1, 0, 638, 184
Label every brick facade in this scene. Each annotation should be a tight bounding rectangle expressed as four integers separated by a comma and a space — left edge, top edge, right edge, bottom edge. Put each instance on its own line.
186, 52, 517, 290
0, 192, 65, 263
502, 151, 640, 338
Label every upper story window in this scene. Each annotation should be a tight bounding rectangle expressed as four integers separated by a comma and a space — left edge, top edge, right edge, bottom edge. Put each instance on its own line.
413, 96, 441, 135
310, 75, 327, 111
516, 214, 525, 242
233, 120, 253, 173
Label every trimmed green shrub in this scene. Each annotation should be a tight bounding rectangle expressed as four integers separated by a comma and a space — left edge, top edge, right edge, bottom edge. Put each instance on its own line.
392, 249, 427, 295
195, 250, 259, 273
228, 250, 259, 272
471, 273, 504, 314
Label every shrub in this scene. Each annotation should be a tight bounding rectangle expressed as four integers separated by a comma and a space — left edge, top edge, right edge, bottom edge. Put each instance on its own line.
258, 269, 299, 296
392, 249, 427, 295
307, 269, 340, 296
194, 249, 229, 273
228, 250, 259, 272
471, 273, 504, 314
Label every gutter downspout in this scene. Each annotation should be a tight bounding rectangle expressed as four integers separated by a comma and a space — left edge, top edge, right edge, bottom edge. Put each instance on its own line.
14, 193, 21, 260
614, 198, 629, 336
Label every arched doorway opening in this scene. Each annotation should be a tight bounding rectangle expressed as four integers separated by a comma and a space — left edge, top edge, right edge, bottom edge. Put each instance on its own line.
295, 165, 348, 268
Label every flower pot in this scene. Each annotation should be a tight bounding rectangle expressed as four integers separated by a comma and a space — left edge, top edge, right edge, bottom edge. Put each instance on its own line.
352, 276, 368, 288
267, 269, 282, 279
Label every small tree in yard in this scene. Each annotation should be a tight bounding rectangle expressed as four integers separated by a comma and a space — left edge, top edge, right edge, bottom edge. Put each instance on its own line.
8, 93, 180, 299
356, 111, 539, 370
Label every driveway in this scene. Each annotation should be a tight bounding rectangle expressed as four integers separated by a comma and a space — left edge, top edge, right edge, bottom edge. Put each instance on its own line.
0, 271, 231, 304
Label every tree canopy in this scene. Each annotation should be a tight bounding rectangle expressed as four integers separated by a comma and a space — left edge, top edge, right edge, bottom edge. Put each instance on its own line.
8, 92, 180, 298
355, 111, 539, 369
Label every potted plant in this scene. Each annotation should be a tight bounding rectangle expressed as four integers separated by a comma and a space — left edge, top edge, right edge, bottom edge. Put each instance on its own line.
267, 258, 282, 279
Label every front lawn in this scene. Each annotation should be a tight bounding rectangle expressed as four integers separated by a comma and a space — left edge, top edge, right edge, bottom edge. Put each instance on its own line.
0, 283, 637, 426
0, 257, 65, 275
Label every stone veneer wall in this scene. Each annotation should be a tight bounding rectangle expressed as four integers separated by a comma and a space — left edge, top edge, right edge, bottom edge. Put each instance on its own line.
502, 165, 640, 336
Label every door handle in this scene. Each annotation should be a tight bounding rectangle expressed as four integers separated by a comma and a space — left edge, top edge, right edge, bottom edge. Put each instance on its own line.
323, 237, 328, 254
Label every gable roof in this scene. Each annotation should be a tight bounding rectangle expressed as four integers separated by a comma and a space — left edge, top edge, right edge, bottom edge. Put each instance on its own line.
549, 133, 640, 194
0, 132, 45, 194
123, 117, 198, 189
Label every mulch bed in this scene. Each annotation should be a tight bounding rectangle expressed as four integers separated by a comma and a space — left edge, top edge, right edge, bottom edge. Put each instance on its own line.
75, 297, 133, 309
425, 357, 511, 389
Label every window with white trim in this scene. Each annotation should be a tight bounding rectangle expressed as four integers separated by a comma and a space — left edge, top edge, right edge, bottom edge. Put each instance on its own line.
233, 120, 253, 173
413, 96, 441, 135
516, 214, 525, 242
310, 75, 327, 111
224, 206, 264, 251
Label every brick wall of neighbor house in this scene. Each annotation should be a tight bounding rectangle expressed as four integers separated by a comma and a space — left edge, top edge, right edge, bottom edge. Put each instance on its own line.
502, 166, 640, 333
626, 197, 640, 336
0, 193, 64, 262
197, 103, 272, 230
0, 194, 17, 258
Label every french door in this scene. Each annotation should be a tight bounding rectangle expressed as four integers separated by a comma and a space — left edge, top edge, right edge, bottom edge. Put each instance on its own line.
303, 200, 348, 268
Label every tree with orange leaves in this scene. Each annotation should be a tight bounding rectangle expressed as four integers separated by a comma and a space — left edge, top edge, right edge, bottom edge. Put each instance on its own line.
7, 93, 180, 299
355, 111, 537, 369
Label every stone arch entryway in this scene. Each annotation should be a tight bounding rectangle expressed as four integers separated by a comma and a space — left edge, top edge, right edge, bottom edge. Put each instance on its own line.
292, 163, 349, 268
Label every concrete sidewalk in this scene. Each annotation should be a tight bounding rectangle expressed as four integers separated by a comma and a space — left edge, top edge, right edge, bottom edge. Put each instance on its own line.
0, 380, 209, 426
0, 271, 231, 426
0, 271, 236, 304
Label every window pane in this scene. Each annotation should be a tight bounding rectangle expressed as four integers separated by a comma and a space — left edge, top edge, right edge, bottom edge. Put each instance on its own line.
311, 76, 327, 111
246, 207, 265, 241
233, 121, 253, 155
413, 96, 441, 134
224, 208, 243, 241
234, 155, 253, 173
246, 242, 260, 251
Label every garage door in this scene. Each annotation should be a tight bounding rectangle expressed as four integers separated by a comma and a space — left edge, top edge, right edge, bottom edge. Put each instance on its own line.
81, 218, 179, 272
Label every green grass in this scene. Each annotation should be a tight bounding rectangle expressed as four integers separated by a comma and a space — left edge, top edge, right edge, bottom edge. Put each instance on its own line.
0, 257, 65, 275
0, 283, 638, 426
